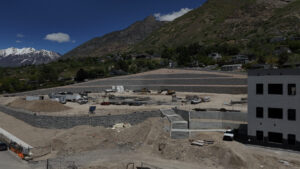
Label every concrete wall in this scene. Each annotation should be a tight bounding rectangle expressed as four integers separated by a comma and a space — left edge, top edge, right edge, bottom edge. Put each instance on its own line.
171, 121, 188, 129
173, 108, 190, 122
170, 130, 189, 139
190, 111, 247, 121
188, 110, 247, 130
0, 105, 160, 129
189, 120, 245, 130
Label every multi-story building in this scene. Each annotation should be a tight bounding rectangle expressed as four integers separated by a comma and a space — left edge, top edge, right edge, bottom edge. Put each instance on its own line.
248, 69, 300, 149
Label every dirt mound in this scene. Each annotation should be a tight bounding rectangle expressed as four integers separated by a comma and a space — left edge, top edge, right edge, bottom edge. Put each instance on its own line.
7, 98, 71, 112
143, 130, 248, 169
51, 118, 157, 155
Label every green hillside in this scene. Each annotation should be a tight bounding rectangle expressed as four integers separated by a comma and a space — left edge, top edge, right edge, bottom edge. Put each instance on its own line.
133, 0, 300, 57
63, 16, 164, 58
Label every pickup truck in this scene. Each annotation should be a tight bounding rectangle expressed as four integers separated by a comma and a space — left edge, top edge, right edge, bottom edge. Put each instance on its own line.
223, 129, 234, 141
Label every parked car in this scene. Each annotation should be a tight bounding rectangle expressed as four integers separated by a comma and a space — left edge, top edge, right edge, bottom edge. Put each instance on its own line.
0, 142, 8, 151
223, 129, 234, 141
77, 98, 88, 105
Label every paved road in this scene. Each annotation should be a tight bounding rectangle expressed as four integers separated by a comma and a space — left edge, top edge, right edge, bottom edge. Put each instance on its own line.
0, 151, 31, 169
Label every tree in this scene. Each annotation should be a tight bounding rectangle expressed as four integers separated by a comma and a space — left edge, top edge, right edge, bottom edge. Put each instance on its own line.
162, 47, 175, 60
278, 53, 289, 67
75, 69, 88, 82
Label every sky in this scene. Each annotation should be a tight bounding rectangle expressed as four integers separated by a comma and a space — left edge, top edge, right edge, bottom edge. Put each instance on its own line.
0, 0, 206, 54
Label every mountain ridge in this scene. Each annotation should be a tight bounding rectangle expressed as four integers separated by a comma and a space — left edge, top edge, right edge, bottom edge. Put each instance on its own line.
0, 47, 61, 67
133, 0, 300, 53
63, 15, 165, 58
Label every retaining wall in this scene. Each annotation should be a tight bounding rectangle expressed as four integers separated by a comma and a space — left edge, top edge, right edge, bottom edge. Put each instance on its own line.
183, 110, 247, 130
0, 105, 160, 129
190, 111, 247, 121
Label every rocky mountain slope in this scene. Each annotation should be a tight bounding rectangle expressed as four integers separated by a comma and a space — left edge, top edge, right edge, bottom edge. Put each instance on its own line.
63, 0, 300, 59
0, 47, 61, 67
133, 0, 300, 52
63, 16, 165, 58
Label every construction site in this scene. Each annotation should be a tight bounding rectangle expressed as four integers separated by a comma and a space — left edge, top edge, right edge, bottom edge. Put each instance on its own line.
1, 69, 300, 169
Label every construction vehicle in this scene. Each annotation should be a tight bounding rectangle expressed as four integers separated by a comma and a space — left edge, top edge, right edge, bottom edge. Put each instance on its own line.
158, 89, 175, 95
133, 88, 151, 93
9, 142, 32, 160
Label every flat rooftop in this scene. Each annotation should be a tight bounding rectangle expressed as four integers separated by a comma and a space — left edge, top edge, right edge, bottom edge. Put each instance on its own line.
248, 69, 300, 76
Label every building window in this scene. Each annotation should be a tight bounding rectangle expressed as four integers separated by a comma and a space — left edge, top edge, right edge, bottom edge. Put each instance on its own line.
268, 84, 283, 95
288, 84, 296, 95
268, 108, 283, 119
256, 107, 264, 118
288, 134, 296, 145
268, 132, 283, 144
256, 84, 263, 95
288, 109, 296, 121
256, 131, 264, 141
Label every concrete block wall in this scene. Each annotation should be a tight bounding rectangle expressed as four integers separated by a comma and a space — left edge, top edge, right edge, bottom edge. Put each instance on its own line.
160, 109, 190, 139
0, 105, 161, 129
187, 110, 247, 130
171, 121, 188, 129
170, 130, 190, 139
189, 121, 223, 129
189, 111, 247, 121
173, 108, 190, 122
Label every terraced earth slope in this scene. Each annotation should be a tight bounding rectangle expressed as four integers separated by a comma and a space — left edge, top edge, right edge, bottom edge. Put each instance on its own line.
12, 69, 247, 95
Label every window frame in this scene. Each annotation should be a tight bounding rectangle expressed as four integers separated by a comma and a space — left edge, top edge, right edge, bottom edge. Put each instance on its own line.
288, 109, 296, 121
268, 84, 283, 95
268, 132, 283, 144
256, 130, 264, 141
268, 108, 283, 119
256, 107, 264, 118
288, 84, 296, 96
256, 83, 264, 95
288, 134, 296, 145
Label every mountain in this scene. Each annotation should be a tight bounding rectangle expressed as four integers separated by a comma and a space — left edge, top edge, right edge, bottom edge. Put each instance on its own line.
0, 47, 61, 67
133, 0, 300, 52
63, 16, 165, 58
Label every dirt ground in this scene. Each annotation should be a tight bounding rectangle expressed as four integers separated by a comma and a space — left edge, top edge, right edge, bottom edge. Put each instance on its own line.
1, 89, 299, 169
94, 68, 247, 79
0, 91, 247, 116
0, 108, 300, 169
7, 98, 71, 112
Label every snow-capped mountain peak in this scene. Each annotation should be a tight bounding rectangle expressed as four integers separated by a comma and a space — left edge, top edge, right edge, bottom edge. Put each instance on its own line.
0, 47, 61, 67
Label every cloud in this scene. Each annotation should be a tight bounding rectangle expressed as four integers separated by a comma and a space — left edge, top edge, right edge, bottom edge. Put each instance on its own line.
44, 32, 70, 43
154, 8, 192, 22
72, 40, 76, 43
16, 40, 22, 43
17, 33, 24, 38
